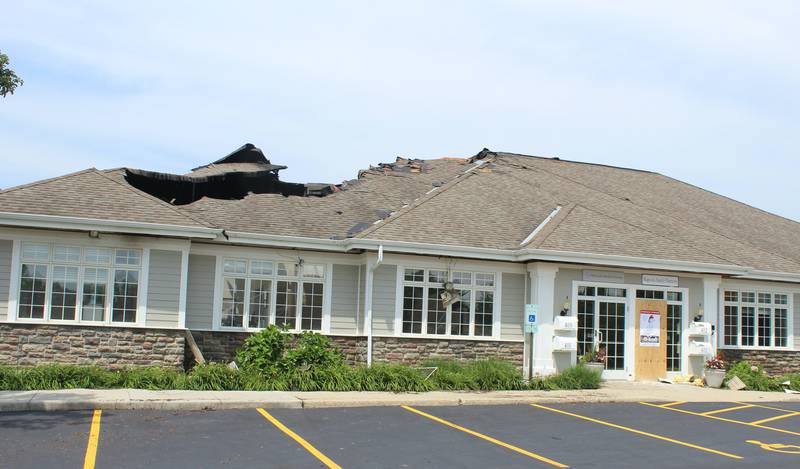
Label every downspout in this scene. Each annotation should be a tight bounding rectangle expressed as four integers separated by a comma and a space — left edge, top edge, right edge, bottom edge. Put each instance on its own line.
366, 245, 384, 366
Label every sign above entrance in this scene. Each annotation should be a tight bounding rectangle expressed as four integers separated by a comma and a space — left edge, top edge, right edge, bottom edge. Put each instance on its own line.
641, 274, 679, 288
582, 270, 625, 284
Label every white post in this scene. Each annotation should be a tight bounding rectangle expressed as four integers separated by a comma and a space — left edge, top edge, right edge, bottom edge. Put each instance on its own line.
528, 263, 559, 376
702, 275, 722, 356
364, 256, 375, 366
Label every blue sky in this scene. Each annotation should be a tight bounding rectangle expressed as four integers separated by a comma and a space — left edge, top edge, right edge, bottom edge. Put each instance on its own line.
1, 1, 799, 221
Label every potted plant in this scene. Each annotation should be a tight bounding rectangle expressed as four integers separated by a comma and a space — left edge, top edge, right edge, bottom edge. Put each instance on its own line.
579, 346, 606, 375
704, 354, 727, 388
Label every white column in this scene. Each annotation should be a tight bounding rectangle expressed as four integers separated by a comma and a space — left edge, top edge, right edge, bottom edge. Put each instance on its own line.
528, 263, 559, 376
702, 275, 722, 356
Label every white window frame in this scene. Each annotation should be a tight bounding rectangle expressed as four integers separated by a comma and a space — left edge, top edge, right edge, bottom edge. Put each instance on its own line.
215, 256, 331, 333
394, 266, 501, 340
720, 288, 794, 351
8, 240, 147, 327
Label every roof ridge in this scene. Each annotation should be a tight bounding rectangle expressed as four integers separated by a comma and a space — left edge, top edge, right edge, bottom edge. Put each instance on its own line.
0, 168, 98, 195
96, 169, 215, 228
355, 156, 494, 239
497, 152, 657, 175
502, 157, 800, 268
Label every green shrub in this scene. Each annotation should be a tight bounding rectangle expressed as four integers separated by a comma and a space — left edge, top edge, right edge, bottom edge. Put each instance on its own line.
235, 325, 289, 374
118, 367, 185, 390
353, 364, 434, 392
185, 363, 240, 390
282, 332, 344, 371
725, 361, 782, 392
541, 365, 602, 390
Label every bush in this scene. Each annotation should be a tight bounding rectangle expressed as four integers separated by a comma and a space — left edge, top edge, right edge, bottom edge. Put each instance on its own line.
542, 364, 602, 390
353, 364, 434, 392
282, 332, 344, 371
235, 325, 289, 374
725, 361, 782, 391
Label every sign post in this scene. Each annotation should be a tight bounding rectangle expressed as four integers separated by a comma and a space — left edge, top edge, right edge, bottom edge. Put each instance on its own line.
524, 304, 539, 380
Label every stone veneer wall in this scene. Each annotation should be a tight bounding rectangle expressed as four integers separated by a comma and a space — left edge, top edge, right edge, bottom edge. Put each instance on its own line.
187, 331, 523, 369
371, 337, 524, 367
0, 324, 184, 369
720, 349, 800, 376
186, 330, 368, 368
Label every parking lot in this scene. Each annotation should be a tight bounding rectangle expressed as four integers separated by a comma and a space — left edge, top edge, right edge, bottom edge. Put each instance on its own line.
1, 401, 799, 468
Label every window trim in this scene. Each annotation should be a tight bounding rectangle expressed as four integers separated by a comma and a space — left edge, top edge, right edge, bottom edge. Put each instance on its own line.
393, 265, 502, 340
719, 288, 794, 351
213, 255, 331, 333
7, 240, 148, 327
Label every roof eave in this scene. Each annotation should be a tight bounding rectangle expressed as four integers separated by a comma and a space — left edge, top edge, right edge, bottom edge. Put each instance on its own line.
0, 212, 222, 239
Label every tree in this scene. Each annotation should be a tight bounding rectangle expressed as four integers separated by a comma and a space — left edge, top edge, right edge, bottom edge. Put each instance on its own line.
0, 51, 24, 97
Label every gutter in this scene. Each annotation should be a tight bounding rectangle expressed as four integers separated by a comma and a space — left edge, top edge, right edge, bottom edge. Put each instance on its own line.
0, 212, 222, 239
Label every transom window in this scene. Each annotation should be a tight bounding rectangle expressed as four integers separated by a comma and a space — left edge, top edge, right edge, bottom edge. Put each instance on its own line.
723, 289, 791, 348
17, 242, 142, 324
221, 259, 326, 331
401, 268, 496, 338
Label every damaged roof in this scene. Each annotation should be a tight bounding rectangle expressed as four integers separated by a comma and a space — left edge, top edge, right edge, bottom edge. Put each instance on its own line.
2, 144, 800, 276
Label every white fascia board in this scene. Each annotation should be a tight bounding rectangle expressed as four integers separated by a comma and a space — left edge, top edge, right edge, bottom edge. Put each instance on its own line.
0, 212, 222, 239
224, 231, 350, 251
731, 270, 800, 283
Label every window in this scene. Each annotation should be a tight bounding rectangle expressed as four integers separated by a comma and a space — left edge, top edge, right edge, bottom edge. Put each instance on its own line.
723, 290, 791, 348
400, 268, 496, 338
220, 258, 325, 331
16, 243, 141, 324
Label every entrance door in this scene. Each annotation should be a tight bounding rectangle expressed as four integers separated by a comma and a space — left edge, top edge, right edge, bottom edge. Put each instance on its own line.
634, 299, 668, 380
577, 286, 628, 378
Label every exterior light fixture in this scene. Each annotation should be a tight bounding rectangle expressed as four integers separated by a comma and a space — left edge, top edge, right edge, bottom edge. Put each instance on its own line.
88, 230, 100, 239
559, 300, 570, 316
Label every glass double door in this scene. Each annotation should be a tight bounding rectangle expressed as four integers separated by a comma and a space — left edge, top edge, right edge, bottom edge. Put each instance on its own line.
577, 288, 628, 374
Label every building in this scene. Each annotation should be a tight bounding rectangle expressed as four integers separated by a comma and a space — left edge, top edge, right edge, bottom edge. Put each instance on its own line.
0, 144, 798, 380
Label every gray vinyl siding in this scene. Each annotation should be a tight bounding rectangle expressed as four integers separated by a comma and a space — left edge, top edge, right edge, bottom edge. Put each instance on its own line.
186, 254, 215, 330
795, 294, 800, 350
357, 265, 366, 334
554, 268, 581, 314
371, 264, 397, 335
0, 240, 11, 321
501, 273, 525, 341
145, 250, 182, 329
330, 264, 358, 335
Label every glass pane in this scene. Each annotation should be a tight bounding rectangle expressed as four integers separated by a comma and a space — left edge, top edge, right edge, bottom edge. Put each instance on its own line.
426, 288, 447, 335
740, 307, 755, 346
723, 305, 738, 346
85, 247, 112, 264
758, 293, 772, 304
724, 291, 738, 302
82, 267, 108, 321
18, 263, 48, 319
757, 308, 771, 347
428, 270, 447, 284
250, 261, 273, 276
300, 282, 324, 330
667, 304, 682, 372
223, 260, 247, 274
277, 262, 297, 277
222, 277, 246, 327
451, 272, 472, 286
775, 309, 788, 347
599, 302, 626, 370
402, 286, 423, 334
577, 299, 595, 357
404, 269, 424, 282
475, 273, 494, 287
53, 246, 81, 263
450, 290, 471, 336
275, 281, 298, 328
474, 291, 493, 336
22, 243, 49, 262
741, 292, 755, 303
774, 294, 788, 305
248, 279, 271, 329
302, 264, 324, 279
666, 291, 682, 302
112, 269, 138, 323
114, 249, 141, 266
50, 265, 78, 320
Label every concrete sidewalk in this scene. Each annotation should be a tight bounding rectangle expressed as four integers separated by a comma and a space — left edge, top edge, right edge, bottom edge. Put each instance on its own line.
1, 381, 798, 412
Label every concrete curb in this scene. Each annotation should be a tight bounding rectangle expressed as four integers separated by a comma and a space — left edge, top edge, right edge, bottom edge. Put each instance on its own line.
1, 383, 798, 412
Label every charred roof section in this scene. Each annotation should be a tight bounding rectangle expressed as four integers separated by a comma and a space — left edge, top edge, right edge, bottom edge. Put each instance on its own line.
125, 143, 306, 205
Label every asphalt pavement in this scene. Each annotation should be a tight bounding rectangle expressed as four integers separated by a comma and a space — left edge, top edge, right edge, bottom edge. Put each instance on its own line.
1, 401, 800, 468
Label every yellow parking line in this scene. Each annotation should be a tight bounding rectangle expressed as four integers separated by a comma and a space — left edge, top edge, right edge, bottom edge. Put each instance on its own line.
83, 409, 102, 469
660, 401, 687, 408
401, 405, 568, 468
256, 408, 341, 469
735, 402, 800, 414
640, 402, 800, 438
750, 411, 800, 426
701, 404, 754, 416
531, 404, 742, 460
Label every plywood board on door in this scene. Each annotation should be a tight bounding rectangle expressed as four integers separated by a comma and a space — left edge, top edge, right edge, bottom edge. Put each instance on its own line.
635, 299, 667, 381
